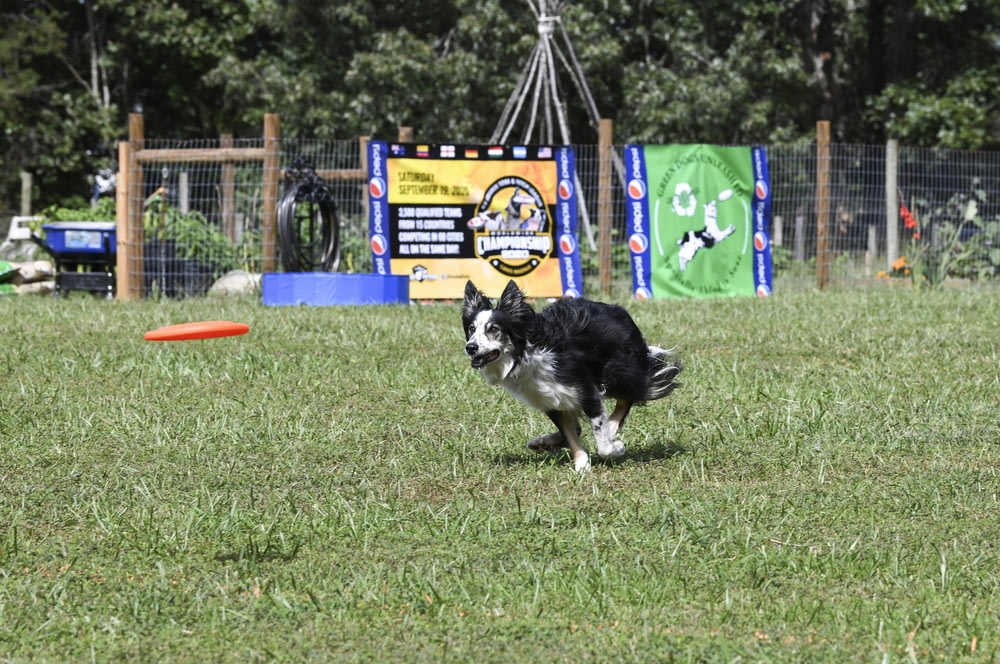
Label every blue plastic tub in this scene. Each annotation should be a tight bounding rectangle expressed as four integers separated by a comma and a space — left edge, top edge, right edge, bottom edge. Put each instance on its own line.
41, 222, 117, 255
262, 273, 410, 306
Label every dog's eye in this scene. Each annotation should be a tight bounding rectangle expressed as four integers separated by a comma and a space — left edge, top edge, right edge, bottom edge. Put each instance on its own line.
487, 324, 500, 336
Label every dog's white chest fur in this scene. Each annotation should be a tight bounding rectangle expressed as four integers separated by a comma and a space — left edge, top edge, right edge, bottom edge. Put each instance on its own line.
480, 347, 578, 413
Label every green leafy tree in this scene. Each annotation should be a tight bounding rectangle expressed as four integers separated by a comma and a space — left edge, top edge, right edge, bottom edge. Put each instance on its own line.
3, 0, 999, 215
0, 3, 117, 210
864, 0, 1000, 147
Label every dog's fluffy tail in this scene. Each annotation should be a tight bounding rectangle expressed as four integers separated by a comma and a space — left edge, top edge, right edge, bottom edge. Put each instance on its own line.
645, 346, 682, 401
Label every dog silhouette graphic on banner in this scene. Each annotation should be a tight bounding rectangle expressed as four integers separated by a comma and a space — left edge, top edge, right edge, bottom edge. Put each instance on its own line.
676, 190, 737, 271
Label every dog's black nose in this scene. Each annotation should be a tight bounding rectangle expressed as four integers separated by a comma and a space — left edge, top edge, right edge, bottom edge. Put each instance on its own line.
465, 341, 478, 356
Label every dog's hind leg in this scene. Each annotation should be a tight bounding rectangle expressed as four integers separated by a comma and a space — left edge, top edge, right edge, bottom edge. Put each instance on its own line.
546, 410, 590, 472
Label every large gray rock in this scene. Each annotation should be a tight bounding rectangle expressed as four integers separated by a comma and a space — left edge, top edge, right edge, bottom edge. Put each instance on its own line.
209, 270, 261, 296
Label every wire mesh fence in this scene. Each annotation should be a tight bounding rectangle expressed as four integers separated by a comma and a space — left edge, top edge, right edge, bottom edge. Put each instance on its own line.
119, 136, 1000, 299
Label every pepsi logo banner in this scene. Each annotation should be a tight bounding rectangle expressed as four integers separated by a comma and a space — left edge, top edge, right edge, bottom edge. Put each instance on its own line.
367, 141, 582, 299
624, 144, 773, 299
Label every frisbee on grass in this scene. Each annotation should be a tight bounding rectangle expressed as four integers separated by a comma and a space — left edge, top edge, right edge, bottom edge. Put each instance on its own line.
144, 320, 250, 341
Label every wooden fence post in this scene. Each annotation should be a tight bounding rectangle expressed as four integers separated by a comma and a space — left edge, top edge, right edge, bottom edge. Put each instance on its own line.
115, 139, 131, 300
359, 136, 371, 239
261, 114, 280, 273
221, 133, 237, 241
123, 113, 146, 299
597, 118, 613, 295
885, 139, 899, 269
20, 171, 32, 216
815, 120, 831, 290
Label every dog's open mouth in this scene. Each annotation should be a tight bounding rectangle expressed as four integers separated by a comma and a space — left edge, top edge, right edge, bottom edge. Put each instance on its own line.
471, 350, 500, 369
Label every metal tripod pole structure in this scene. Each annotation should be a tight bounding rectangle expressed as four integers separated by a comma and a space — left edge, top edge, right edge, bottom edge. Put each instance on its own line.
490, 0, 605, 250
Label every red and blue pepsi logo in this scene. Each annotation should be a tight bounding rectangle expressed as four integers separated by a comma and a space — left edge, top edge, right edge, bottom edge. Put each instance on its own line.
370, 234, 388, 255
558, 179, 573, 200
753, 232, 768, 251
627, 179, 646, 199
755, 180, 768, 200
369, 177, 386, 199
634, 286, 653, 300
628, 233, 649, 254
559, 234, 576, 254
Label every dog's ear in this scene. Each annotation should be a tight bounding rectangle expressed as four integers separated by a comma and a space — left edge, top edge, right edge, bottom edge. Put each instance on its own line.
463, 281, 491, 333
497, 280, 534, 323
464, 280, 491, 310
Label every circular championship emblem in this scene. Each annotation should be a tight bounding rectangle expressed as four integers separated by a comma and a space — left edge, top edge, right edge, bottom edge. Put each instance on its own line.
472, 176, 552, 278
753, 232, 768, 251
756, 284, 771, 297
559, 234, 576, 255
634, 286, 653, 300
370, 234, 388, 255
558, 179, 573, 200
629, 232, 649, 254
627, 179, 646, 199
755, 180, 769, 200
563, 287, 581, 298
369, 177, 386, 199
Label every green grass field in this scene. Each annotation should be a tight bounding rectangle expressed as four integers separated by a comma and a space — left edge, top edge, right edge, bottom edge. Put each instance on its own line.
2, 285, 999, 663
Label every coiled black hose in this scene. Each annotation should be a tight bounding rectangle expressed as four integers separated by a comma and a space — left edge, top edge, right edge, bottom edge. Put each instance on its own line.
277, 158, 340, 272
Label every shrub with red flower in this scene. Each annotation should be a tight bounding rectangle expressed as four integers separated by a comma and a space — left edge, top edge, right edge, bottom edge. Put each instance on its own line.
881, 183, 1000, 288
900, 204, 920, 240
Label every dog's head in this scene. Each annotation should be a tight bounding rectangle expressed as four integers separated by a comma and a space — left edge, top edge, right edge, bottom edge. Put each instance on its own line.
462, 280, 534, 372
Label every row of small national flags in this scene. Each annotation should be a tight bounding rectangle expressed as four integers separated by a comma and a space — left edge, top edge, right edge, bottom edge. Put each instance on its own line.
389, 144, 554, 160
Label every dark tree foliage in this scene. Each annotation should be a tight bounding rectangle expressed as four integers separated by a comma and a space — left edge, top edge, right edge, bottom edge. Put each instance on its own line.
2, 0, 998, 210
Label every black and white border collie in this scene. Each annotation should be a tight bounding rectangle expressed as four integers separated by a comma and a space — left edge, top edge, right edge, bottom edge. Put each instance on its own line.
462, 280, 682, 472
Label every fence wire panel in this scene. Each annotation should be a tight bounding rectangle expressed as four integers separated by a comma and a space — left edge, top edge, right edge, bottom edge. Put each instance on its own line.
788, 143, 892, 283
123, 137, 1000, 298
278, 139, 371, 274
574, 143, 633, 297
899, 147, 1000, 213
124, 137, 362, 297
125, 137, 272, 298
897, 146, 1000, 280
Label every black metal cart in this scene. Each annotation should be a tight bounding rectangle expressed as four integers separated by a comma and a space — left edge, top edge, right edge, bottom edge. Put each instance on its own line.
32, 222, 116, 298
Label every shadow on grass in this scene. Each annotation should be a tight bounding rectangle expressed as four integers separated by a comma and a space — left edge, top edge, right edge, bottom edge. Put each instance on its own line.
492, 440, 688, 468
626, 440, 689, 463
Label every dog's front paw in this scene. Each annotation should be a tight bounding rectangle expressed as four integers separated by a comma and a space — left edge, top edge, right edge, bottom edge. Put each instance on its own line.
572, 450, 591, 472
598, 439, 626, 459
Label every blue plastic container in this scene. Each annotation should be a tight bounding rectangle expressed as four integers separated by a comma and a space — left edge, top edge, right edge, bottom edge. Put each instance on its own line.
262, 273, 410, 306
41, 222, 117, 255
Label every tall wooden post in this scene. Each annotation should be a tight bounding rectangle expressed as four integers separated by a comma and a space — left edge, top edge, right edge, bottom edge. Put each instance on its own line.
20, 171, 32, 216
123, 113, 146, 299
221, 133, 237, 241
115, 140, 131, 300
885, 139, 899, 268
261, 114, 280, 273
815, 120, 831, 290
597, 119, 614, 295
359, 136, 371, 240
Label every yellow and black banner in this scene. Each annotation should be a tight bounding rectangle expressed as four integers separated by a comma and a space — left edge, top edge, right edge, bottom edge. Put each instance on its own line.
367, 142, 582, 299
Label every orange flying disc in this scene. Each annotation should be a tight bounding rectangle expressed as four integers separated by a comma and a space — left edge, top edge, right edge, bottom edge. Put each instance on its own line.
144, 320, 250, 341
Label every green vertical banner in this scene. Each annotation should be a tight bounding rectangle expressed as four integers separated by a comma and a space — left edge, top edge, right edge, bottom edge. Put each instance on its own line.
624, 144, 772, 299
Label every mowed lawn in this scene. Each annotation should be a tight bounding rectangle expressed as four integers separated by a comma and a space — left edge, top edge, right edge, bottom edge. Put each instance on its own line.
2, 285, 999, 663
